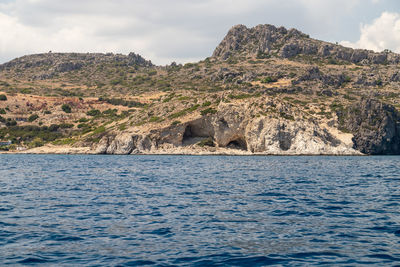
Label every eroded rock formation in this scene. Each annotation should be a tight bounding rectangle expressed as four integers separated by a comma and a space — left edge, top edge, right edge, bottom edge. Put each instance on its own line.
95, 102, 359, 155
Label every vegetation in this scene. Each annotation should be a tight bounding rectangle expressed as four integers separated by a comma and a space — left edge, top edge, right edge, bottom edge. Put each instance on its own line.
87, 109, 101, 116
62, 104, 72, 113
200, 108, 217, 116
28, 114, 39, 122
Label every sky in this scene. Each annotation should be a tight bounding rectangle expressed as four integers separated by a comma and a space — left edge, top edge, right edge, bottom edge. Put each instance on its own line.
0, 0, 399, 65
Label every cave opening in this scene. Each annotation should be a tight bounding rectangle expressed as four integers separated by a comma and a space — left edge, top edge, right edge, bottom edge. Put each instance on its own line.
182, 124, 211, 145
227, 138, 247, 151
183, 125, 193, 140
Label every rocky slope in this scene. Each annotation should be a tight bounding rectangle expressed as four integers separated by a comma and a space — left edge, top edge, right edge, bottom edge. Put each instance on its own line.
213, 24, 399, 65
0, 23, 399, 155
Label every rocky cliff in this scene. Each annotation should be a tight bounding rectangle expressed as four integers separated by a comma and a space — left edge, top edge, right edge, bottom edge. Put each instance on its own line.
213, 24, 399, 65
94, 102, 360, 155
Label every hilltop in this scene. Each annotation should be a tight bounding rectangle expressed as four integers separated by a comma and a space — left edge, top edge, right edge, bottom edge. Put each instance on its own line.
0, 24, 399, 155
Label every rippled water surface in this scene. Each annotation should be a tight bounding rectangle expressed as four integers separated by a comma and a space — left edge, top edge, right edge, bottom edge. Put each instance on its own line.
1, 155, 400, 266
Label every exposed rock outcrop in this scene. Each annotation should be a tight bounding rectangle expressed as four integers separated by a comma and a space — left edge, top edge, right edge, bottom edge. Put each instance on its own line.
213, 24, 400, 65
337, 98, 400, 154
95, 102, 359, 155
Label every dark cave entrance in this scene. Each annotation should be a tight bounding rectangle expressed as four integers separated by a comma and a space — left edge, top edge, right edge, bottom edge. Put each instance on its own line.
182, 124, 211, 146
227, 138, 247, 151
183, 125, 193, 141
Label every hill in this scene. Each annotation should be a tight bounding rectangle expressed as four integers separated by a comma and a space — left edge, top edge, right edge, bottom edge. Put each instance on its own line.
0, 24, 399, 155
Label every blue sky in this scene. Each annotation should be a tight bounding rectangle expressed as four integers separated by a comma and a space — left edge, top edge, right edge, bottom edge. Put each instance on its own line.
0, 0, 399, 65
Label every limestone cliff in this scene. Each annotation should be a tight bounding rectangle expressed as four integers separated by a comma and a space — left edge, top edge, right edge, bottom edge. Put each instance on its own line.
94, 102, 359, 155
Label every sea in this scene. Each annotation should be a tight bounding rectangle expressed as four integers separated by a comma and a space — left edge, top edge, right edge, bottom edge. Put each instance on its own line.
1, 155, 400, 266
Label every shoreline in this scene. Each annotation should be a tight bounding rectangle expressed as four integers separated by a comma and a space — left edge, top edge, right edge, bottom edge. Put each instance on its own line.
0, 145, 366, 156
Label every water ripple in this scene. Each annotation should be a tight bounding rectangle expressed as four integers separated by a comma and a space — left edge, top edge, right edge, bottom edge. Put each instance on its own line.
0, 155, 399, 266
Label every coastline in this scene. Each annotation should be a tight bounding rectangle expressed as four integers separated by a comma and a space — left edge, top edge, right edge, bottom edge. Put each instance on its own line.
0, 144, 364, 156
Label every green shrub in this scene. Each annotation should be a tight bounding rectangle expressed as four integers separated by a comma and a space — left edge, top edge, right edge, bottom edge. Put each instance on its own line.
202, 101, 212, 107
92, 126, 105, 135
0, 108, 6, 114
171, 120, 181, 126
28, 114, 39, 122
79, 117, 89, 123
6, 120, 17, 126
59, 123, 73, 129
87, 109, 101, 116
61, 104, 72, 113
77, 123, 88, 129
260, 77, 278, 83
29, 137, 44, 148
99, 97, 144, 108
200, 108, 217, 116
0, 94, 7, 101
49, 124, 60, 132
44, 110, 51, 114
197, 137, 214, 147
149, 116, 162, 123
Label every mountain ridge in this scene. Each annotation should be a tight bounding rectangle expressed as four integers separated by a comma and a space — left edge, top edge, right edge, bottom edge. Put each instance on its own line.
213, 24, 399, 65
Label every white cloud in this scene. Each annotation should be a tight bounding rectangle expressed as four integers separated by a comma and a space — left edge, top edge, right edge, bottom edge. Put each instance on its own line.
341, 12, 400, 53
0, 0, 395, 65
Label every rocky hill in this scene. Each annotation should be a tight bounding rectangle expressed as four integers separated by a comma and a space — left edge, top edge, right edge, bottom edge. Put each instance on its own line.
0, 24, 399, 155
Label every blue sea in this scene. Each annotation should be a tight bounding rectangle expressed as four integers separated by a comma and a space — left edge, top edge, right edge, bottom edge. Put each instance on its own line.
1, 155, 400, 266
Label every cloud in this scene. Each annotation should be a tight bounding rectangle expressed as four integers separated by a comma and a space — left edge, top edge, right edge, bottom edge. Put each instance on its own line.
341, 12, 400, 53
0, 0, 394, 65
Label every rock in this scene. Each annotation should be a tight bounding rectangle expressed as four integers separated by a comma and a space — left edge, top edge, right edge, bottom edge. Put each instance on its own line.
212, 24, 400, 65
97, 102, 359, 155
54, 62, 83, 73
391, 72, 400, 82
280, 43, 302, 58
337, 98, 400, 154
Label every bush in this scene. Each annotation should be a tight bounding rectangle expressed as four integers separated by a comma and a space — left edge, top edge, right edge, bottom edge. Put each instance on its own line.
99, 97, 145, 108
59, 123, 73, 129
0, 108, 6, 114
202, 101, 212, 107
44, 110, 52, 114
0, 94, 7, 101
29, 137, 44, 148
6, 120, 17, 126
28, 114, 39, 122
149, 116, 162, 123
200, 108, 217, 116
261, 77, 278, 83
87, 109, 101, 116
77, 123, 89, 129
78, 118, 89, 123
61, 104, 72, 113
197, 138, 214, 147
49, 124, 60, 132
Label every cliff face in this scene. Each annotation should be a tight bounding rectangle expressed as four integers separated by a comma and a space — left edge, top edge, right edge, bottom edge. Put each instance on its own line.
95, 102, 359, 155
337, 99, 400, 155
